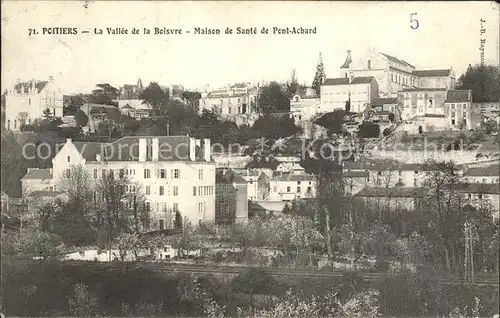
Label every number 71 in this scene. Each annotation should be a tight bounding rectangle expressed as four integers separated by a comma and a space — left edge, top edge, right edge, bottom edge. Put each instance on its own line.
410, 13, 419, 30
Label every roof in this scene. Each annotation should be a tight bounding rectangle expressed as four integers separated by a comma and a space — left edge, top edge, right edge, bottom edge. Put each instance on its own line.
322, 78, 349, 86
70, 136, 210, 162
22, 168, 53, 180
271, 174, 316, 182
343, 161, 463, 172
373, 98, 397, 106
400, 88, 447, 92
29, 191, 66, 198
381, 53, 414, 68
355, 186, 429, 198
445, 90, 472, 103
14, 81, 48, 94
446, 183, 500, 195
343, 170, 369, 178
412, 69, 451, 77
322, 76, 374, 86
351, 77, 375, 84
464, 165, 500, 177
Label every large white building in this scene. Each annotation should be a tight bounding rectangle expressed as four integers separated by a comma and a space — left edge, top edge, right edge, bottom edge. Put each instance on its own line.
4, 77, 64, 131
199, 83, 260, 125
338, 48, 456, 98
22, 136, 216, 229
320, 76, 379, 114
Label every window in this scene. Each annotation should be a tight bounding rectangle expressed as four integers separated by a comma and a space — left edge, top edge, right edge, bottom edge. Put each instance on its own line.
173, 203, 179, 212
174, 169, 180, 179
102, 169, 106, 178
93, 169, 98, 178
478, 194, 483, 199
297, 187, 301, 193
367, 60, 371, 69
146, 185, 150, 195
451, 119, 456, 125
67, 156, 71, 163
198, 186, 203, 195
482, 178, 487, 183
65, 169, 71, 178
14, 120, 17, 129
198, 169, 204, 180
145, 201, 150, 211
159, 219, 165, 230
287, 186, 291, 192
7, 120, 10, 130
297, 181, 301, 185
414, 170, 419, 175
119, 169, 125, 178
160, 169, 166, 179
198, 202, 205, 214
193, 186, 197, 196
144, 169, 151, 179
228, 107, 232, 114
159, 186, 165, 196
173, 186, 179, 196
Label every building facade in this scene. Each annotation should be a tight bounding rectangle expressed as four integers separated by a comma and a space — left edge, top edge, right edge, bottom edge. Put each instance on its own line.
320, 76, 379, 114
5, 77, 64, 131
22, 136, 217, 229
269, 174, 317, 202
199, 83, 259, 121
398, 88, 447, 120
444, 90, 473, 130
338, 49, 455, 98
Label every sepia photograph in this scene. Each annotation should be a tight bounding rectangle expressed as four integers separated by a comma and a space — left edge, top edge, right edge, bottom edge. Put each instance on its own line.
1, 1, 499, 317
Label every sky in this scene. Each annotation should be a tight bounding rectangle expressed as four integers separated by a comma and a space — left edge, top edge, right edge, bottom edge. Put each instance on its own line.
2, 1, 499, 94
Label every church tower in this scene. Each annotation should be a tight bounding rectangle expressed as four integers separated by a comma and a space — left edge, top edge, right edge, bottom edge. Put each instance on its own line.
137, 78, 143, 91
340, 50, 352, 78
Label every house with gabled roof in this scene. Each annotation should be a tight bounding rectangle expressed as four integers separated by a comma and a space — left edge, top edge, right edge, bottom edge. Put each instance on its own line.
22, 136, 217, 229
4, 77, 64, 131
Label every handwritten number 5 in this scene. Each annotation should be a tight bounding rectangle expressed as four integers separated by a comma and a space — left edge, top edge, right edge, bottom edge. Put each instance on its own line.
410, 13, 419, 30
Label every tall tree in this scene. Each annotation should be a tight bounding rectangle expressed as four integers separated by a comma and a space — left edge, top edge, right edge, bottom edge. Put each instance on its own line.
286, 69, 300, 98
457, 64, 500, 102
312, 52, 326, 96
54, 165, 96, 246
257, 82, 290, 113
89, 83, 119, 106
74, 109, 89, 127
181, 91, 202, 112
139, 82, 170, 118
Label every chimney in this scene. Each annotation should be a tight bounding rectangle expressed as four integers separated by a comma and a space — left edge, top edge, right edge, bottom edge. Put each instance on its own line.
152, 138, 159, 161
138, 138, 147, 162
203, 138, 211, 162
189, 137, 196, 161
